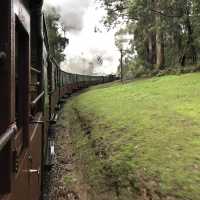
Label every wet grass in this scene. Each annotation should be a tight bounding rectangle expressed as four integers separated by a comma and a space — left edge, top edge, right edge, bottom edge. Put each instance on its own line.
62, 73, 200, 200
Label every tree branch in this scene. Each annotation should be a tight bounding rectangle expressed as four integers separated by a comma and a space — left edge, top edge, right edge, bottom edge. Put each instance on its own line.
150, 9, 183, 18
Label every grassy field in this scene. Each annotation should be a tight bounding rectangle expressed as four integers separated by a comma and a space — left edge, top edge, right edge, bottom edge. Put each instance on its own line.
61, 73, 200, 200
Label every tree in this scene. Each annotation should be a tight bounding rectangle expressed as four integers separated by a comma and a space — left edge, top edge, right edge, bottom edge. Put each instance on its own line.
98, 0, 200, 76
45, 6, 69, 64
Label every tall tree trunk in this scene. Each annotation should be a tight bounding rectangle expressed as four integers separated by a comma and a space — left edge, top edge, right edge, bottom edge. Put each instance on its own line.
156, 29, 165, 69
147, 0, 156, 67
173, 27, 182, 64
155, 0, 165, 69
148, 32, 156, 65
180, 7, 197, 66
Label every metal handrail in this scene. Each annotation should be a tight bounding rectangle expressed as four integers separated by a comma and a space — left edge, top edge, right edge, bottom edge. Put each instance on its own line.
31, 91, 45, 106
0, 124, 17, 152
31, 67, 41, 74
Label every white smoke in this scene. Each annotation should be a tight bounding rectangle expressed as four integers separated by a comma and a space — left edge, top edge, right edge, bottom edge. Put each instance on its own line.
45, 0, 91, 32
44, 0, 119, 75
58, 0, 91, 32
62, 56, 98, 75
61, 51, 107, 75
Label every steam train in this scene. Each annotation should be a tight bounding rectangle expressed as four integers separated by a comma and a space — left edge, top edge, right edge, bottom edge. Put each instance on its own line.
0, 1, 115, 200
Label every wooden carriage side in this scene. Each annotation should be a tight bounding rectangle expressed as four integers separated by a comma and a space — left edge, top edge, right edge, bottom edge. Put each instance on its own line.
0, 1, 45, 200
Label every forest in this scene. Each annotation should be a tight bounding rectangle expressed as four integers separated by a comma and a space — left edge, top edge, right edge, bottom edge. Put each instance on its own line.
99, 0, 200, 79
41, 1, 200, 199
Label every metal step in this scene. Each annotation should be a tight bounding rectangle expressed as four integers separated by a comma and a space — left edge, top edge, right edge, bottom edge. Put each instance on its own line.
49, 113, 58, 125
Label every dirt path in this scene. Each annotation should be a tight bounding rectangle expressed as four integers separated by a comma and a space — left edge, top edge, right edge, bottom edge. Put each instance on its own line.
43, 122, 89, 200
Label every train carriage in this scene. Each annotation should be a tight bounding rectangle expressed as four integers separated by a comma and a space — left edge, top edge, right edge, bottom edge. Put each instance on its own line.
0, 1, 45, 200
62, 71, 72, 95
48, 58, 60, 122
59, 70, 66, 98
68, 73, 77, 93
0, 1, 116, 200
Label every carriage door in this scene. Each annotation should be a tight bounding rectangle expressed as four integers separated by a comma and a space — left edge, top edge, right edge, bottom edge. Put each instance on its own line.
0, 1, 13, 200
29, 60, 43, 199
29, 13, 44, 200
13, 15, 30, 200
15, 3, 41, 199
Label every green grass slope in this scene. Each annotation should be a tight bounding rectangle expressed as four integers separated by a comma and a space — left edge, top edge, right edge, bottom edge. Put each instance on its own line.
63, 73, 200, 200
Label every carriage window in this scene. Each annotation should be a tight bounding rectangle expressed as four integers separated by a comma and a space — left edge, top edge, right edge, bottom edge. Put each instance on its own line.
15, 19, 29, 126
30, 29, 43, 116
15, 17, 29, 148
30, 67, 41, 116
15, 24, 22, 128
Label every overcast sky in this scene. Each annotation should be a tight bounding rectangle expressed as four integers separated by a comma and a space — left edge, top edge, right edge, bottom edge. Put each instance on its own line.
44, 0, 120, 75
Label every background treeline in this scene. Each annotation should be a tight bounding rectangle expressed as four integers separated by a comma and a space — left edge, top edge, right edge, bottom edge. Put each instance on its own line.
99, 0, 200, 79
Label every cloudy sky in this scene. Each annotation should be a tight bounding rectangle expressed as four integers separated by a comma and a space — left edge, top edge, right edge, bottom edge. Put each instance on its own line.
44, 0, 120, 75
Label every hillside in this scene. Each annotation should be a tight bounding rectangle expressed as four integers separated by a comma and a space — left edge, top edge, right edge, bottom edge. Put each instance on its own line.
60, 73, 200, 200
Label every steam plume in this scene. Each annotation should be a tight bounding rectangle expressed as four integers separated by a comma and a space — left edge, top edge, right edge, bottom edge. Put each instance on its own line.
46, 0, 91, 32
45, 0, 118, 75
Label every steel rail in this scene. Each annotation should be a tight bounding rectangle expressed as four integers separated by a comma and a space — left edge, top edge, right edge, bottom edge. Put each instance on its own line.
0, 124, 17, 152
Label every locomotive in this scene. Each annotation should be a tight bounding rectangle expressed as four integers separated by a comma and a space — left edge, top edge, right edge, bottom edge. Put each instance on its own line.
0, 1, 115, 200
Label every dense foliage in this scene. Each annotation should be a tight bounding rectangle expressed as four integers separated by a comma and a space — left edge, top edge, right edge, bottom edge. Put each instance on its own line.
45, 6, 69, 64
98, 0, 200, 79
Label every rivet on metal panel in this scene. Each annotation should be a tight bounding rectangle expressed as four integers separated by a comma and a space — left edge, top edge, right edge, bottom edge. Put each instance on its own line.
28, 154, 33, 162
13, 151, 19, 173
